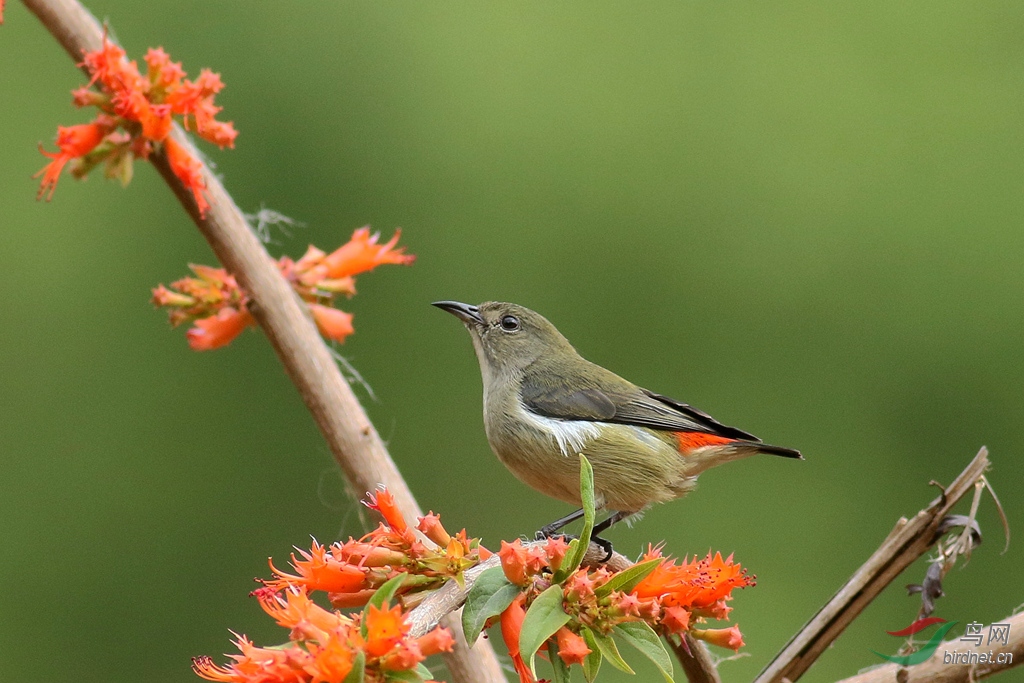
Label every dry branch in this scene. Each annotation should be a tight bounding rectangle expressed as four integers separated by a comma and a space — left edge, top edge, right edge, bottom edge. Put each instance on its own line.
754, 447, 991, 683
669, 635, 722, 683
835, 610, 1024, 683
21, 1, 505, 680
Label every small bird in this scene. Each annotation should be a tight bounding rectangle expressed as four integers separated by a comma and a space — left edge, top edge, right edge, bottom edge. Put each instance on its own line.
433, 301, 802, 539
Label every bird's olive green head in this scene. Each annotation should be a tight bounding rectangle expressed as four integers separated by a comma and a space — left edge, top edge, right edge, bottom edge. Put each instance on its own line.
432, 301, 577, 378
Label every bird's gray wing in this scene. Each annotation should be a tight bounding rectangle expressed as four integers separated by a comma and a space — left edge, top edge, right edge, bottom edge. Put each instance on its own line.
635, 390, 760, 440
520, 362, 756, 438
520, 383, 619, 421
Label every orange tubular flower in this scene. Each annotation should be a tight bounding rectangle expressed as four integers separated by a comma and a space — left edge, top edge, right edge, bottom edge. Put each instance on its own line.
192, 634, 311, 683
267, 541, 368, 594
555, 626, 591, 666
338, 543, 409, 568
140, 102, 173, 142
498, 540, 532, 586
416, 512, 452, 547
416, 626, 456, 657
35, 122, 109, 200
80, 39, 146, 95
190, 656, 234, 682
145, 47, 186, 90
543, 536, 569, 572
256, 588, 349, 639
186, 307, 254, 351
365, 602, 409, 657
304, 638, 356, 682
380, 642, 425, 672
662, 605, 691, 634
323, 227, 416, 278
151, 284, 195, 308
363, 488, 409, 535
692, 625, 745, 652
164, 136, 210, 216
327, 588, 378, 609
308, 303, 354, 344
500, 594, 535, 683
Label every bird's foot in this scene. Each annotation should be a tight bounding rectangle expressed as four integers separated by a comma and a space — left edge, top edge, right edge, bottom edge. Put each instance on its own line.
536, 508, 586, 540
592, 535, 614, 563
537, 526, 569, 541
535, 528, 575, 542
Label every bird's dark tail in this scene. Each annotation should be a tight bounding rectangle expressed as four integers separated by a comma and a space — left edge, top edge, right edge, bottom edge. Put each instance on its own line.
756, 442, 804, 459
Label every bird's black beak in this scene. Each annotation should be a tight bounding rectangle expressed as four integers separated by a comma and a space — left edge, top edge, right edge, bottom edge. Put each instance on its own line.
432, 300, 484, 326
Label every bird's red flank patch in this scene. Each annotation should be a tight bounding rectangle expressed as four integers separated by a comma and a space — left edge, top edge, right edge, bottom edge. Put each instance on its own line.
675, 432, 735, 453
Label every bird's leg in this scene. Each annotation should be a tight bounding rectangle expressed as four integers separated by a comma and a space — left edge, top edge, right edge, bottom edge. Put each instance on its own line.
536, 508, 585, 540
536, 510, 628, 563
589, 511, 631, 562
592, 510, 629, 536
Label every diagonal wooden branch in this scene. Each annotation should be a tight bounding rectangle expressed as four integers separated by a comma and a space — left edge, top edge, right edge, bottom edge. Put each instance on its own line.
21, 1, 505, 680
754, 447, 991, 683
834, 610, 1024, 683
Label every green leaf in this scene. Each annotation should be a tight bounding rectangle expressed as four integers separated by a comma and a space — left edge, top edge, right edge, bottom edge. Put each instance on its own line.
590, 628, 635, 674
462, 566, 522, 645
548, 639, 572, 683
581, 628, 603, 682
384, 670, 423, 683
555, 454, 597, 581
415, 663, 433, 679
595, 557, 662, 597
614, 621, 675, 682
519, 585, 572, 677
361, 573, 408, 637
555, 538, 581, 584
342, 650, 365, 683
577, 453, 596, 546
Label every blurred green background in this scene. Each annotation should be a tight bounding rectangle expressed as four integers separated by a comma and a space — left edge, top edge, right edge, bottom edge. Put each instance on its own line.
2, 1, 1022, 682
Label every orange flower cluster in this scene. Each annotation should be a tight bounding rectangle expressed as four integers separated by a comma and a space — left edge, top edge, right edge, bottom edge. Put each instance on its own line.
192, 589, 454, 683
496, 540, 753, 683
193, 488, 489, 683
262, 489, 489, 609
35, 36, 236, 215
195, 482, 753, 683
152, 227, 414, 350
631, 546, 754, 630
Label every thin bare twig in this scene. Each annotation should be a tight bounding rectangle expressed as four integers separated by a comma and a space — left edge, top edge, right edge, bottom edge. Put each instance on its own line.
754, 447, 991, 683
834, 610, 1024, 683
21, 1, 505, 680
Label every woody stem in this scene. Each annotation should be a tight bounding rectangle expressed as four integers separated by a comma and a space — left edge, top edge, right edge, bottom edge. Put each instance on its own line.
754, 447, 992, 683
21, 1, 505, 681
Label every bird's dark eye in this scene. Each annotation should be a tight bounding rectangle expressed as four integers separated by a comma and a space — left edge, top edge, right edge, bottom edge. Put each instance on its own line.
500, 315, 520, 331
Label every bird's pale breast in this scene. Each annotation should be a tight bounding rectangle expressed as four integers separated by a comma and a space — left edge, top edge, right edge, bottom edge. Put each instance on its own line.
483, 400, 697, 513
